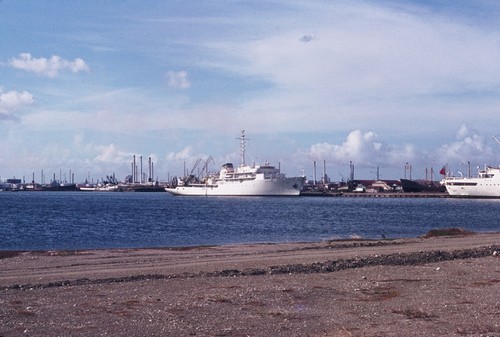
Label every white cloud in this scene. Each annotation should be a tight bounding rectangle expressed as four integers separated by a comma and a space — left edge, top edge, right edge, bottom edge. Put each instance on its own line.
233, 4, 500, 97
0, 89, 34, 120
166, 146, 194, 161
166, 71, 190, 89
304, 130, 416, 168
201, 2, 500, 136
436, 124, 495, 165
296, 125, 499, 179
9, 53, 90, 78
94, 143, 132, 164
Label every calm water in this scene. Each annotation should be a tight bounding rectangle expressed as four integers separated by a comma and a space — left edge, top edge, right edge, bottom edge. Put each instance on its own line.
1, 192, 500, 250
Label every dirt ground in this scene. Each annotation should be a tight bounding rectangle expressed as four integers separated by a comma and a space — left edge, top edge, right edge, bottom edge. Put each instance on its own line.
1, 231, 499, 337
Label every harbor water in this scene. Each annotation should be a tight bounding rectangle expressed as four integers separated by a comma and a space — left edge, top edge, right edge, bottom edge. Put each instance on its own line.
1, 192, 500, 250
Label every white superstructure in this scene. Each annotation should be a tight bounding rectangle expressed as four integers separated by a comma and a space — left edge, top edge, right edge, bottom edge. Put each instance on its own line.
165, 131, 304, 196
441, 165, 500, 197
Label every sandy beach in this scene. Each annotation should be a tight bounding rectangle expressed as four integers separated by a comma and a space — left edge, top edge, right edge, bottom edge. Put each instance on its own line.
1, 231, 499, 337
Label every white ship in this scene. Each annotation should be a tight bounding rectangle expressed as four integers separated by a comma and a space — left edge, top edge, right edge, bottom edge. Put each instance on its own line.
165, 131, 304, 196
441, 165, 500, 197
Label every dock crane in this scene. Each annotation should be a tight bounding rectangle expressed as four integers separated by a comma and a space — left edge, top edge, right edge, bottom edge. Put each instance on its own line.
198, 156, 214, 179
188, 158, 202, 177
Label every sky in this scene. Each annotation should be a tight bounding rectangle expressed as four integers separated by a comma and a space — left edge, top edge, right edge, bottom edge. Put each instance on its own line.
2, 0, 500, 184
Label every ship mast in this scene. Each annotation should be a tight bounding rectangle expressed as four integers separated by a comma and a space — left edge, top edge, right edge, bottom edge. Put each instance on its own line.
237, 130, 248, 167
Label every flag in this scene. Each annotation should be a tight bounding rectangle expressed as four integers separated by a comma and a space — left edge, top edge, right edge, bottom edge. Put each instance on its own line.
439, 166, 446, 175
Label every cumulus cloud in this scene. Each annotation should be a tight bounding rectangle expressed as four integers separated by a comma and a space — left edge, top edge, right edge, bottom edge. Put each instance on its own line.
0, 89, 34, 121
9, 53, 89, 77
166, 71, 190, 89
436, 124, 495, 165
295, 125, 499, 180
305, 130, 416, 168
166, 146, 194, 161
94, 143, 132, 164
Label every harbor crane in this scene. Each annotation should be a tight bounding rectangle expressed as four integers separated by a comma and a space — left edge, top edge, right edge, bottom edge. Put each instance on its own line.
198, 156, 214, 179
188, 158, 202, 177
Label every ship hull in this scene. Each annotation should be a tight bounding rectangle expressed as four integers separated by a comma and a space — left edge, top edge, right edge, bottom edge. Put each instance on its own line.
400, 179, 445, 193
165, 177, 303, 196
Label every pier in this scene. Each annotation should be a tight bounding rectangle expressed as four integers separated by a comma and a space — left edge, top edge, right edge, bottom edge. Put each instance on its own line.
300, 191, 451, 198
340, 192, 450, 198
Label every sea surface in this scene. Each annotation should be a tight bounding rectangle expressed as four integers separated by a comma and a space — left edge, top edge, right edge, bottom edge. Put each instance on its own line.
1, 192, 500, 251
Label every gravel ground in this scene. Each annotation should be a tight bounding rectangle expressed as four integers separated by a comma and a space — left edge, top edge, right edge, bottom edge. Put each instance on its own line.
1, 231, 499, 337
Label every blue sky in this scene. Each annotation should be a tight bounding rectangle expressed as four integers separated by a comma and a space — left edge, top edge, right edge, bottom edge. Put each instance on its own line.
2, 0, 500, 183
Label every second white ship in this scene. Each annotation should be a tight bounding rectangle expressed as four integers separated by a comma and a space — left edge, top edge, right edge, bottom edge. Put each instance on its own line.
441, 165, 500, 198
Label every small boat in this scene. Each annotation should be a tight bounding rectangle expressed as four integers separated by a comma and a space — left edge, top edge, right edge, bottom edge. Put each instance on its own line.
165, 131, 304, 196
441, 165, 500, 198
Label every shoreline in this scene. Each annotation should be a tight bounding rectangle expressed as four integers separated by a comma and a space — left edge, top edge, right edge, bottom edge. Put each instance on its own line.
6, 244, 498, 291
1, 227, 497, 255
1, 229, 499, 287
1, 230, 499, 336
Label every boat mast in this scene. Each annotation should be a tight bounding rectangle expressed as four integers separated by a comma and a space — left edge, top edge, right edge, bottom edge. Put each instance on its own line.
237, 130, 248, 167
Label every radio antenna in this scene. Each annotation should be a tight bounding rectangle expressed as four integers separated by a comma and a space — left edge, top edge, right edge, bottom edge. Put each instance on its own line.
236, 130, 249, 166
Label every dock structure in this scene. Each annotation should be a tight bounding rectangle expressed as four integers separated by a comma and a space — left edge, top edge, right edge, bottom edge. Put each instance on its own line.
340, 192, 450, 198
